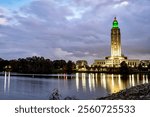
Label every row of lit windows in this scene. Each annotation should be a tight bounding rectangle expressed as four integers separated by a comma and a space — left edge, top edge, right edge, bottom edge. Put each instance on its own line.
96, 62, 105, 64
128, 62, 137, 66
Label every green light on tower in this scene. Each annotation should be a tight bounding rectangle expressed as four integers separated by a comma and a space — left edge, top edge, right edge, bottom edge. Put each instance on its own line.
113, 17, 118, 28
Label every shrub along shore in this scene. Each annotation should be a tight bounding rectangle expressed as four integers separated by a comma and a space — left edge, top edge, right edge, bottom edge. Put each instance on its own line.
98, 83, 150, 100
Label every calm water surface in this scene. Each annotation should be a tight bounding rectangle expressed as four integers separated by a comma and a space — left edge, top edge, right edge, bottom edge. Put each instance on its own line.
0, 73, 149, 99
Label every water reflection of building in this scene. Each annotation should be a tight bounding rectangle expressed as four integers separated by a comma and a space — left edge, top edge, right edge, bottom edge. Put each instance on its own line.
4, 65, 12, 93
4, 71, 11, 93
88, 73, 96, 91
75, 73, 149, 94
102, 74, 149, 93
104, 74, 124, 93
76, 73, 96, 92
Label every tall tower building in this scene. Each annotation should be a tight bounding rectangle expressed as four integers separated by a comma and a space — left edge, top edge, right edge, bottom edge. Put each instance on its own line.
111, 17, 121, 57
91, 17, 140, 69
105, 17, 127, 67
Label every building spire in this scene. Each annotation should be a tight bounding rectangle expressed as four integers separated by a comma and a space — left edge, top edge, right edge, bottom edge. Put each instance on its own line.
112, 17, 118, 28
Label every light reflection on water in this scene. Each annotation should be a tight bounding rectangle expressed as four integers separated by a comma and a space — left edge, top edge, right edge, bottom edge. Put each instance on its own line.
4, 72, 11, 93
75, 73, 150, 94
0, 73, 149, 99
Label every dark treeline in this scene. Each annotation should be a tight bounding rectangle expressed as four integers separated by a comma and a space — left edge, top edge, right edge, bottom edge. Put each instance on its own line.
120, 61, 150, 74
0, 56, 76, 74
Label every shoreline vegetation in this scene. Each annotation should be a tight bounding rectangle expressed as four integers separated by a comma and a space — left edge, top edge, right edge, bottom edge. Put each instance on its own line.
0, 56, 76, 74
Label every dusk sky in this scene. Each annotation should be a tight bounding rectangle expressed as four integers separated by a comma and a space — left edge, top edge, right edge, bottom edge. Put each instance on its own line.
0, 0, 150, 64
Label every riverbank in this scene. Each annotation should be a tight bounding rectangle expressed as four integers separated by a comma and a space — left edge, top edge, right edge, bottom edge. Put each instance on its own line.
98, 83, 150, 100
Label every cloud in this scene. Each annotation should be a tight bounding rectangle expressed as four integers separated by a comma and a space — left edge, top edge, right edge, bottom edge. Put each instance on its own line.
113, 1, 129, 8
0, 17, 7, 25
54, 48, 73, 59
0, 7, 8, 25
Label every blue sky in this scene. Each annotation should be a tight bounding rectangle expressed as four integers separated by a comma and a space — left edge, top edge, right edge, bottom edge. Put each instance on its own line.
0, 0, 150, 64
0, 0, 18, 4
0, 0, 32, 9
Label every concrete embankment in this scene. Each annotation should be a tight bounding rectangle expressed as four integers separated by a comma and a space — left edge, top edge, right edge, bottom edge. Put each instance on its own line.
98, 83, 150, 100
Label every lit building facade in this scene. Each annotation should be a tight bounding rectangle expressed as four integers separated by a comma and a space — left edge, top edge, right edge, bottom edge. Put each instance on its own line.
76, 60, 88, 71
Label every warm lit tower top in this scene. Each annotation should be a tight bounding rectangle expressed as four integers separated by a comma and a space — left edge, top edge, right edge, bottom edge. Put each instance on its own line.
111, 17, 121, 57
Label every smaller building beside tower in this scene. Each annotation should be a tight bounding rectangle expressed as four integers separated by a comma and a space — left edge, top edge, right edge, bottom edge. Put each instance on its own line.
76, 60, 88, 71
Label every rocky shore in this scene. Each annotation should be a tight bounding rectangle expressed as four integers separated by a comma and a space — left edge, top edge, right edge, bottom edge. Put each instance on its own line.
98, 83, 150, 100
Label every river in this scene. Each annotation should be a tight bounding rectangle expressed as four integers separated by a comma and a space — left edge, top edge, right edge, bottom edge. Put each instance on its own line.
0, 73, 149, 99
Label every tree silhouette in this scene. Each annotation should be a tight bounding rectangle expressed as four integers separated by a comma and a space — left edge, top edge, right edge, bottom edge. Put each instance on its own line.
120, 61, 129, 74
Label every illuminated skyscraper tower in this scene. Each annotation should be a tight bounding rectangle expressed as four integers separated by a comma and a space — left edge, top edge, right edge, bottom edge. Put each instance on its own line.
105, 17, 127, 67
111, 17, 121, 57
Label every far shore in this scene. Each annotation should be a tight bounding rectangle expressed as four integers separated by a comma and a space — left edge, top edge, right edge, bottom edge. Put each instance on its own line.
0, 72, 75, 78
0, 72, 149, 78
